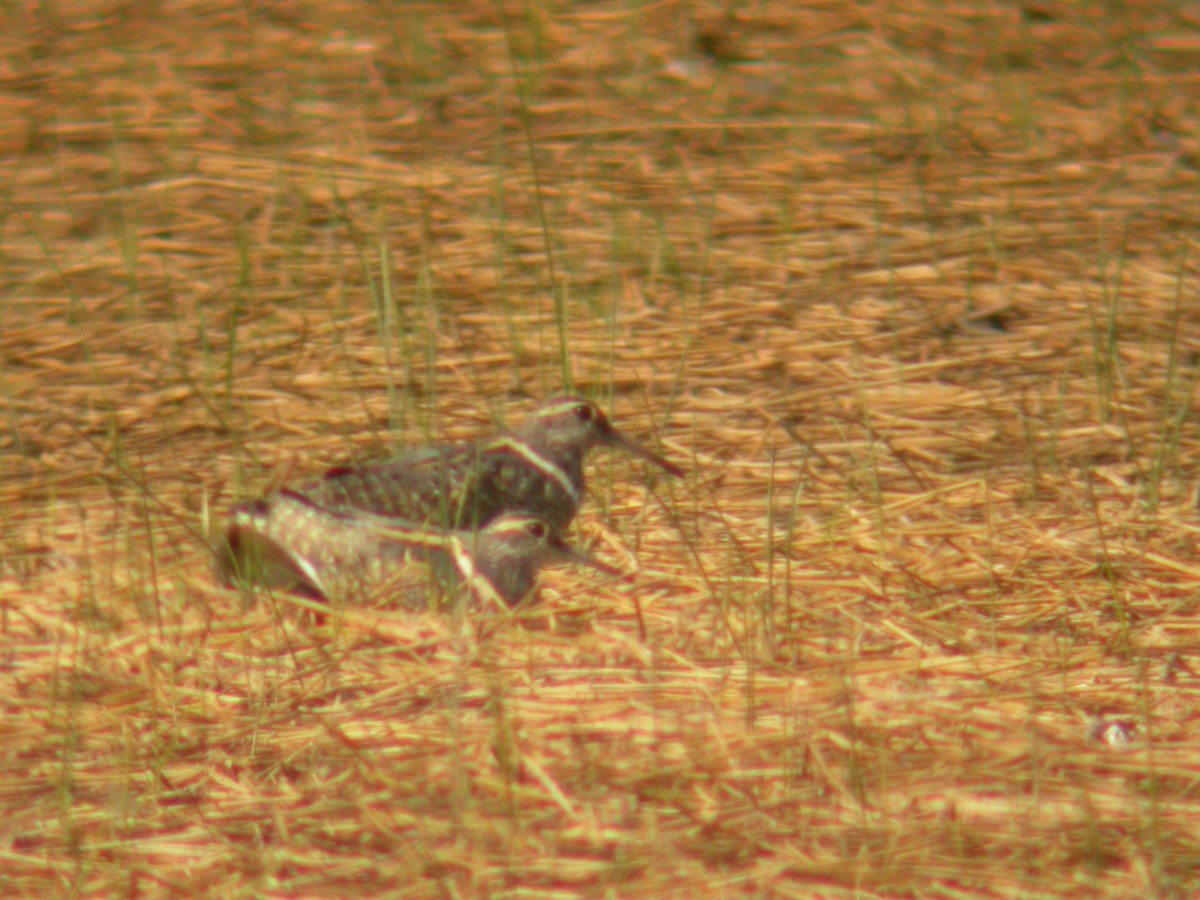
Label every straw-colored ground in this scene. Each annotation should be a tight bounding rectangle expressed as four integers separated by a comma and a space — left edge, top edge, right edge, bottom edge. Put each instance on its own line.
5, 2, 1200, 896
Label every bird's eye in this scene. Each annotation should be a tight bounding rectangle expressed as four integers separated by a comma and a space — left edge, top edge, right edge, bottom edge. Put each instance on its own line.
574, 403, 593, 422
526, 521, 546, 538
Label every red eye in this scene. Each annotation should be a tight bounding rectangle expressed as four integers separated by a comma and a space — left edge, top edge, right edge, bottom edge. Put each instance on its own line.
526, 521, 546, 538
574, 404, 593, 422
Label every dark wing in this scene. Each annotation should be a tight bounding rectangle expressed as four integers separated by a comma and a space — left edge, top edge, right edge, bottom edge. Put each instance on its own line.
299, 443, 473, 521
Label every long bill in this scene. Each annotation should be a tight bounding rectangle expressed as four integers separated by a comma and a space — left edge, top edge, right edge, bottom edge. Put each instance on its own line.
546, 533, 625, 579
603, 426, 685, 478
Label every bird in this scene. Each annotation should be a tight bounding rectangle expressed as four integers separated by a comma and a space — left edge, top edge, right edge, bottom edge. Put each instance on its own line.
294, 395, 683, 532
218, 489, 620, 609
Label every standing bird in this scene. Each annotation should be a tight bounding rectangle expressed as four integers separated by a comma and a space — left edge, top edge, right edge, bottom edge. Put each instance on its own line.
295, 395, 683, 532
218, 489, 619, 609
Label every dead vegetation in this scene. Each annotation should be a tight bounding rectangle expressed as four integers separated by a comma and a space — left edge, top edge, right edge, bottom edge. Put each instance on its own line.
4, 1, 1200, 896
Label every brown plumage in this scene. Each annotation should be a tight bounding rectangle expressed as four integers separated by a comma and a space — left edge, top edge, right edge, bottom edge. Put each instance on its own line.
295, 395, 683, 532
218, 489, 619, 609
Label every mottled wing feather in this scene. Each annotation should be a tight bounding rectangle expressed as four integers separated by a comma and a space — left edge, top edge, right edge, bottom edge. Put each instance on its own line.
220, 516, 328, 599
297, 434, 583, 532
220, 493, 407, 601
301, 444, 474, 522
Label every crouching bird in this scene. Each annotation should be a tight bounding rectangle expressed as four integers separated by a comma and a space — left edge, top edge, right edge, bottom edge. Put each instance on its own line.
218, 489, 620, 610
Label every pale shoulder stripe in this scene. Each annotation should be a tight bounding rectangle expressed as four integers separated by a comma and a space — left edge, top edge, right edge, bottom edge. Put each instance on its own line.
486, 436, 580, 506
536, 397, 589, 418
447, 535, 506, 610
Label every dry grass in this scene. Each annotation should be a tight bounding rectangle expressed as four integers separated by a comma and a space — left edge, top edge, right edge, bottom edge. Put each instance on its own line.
5, 1, 1200, 896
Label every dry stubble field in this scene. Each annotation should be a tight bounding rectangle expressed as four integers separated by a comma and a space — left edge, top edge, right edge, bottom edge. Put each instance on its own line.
5, 2, 1200, 897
